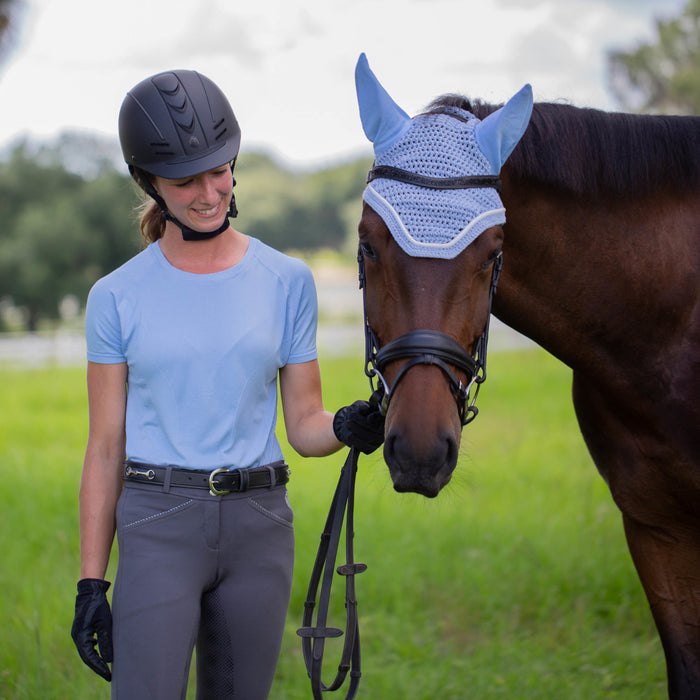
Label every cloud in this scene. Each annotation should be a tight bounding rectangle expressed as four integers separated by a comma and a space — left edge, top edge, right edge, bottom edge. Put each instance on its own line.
0, 0, 689, 168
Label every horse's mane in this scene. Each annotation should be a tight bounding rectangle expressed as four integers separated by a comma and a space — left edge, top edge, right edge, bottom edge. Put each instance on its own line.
426, 95, 700, 200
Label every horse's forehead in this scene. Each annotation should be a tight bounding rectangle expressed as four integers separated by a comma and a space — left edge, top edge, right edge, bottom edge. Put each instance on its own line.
382, 109, 487, 174
363, 110, 506, 260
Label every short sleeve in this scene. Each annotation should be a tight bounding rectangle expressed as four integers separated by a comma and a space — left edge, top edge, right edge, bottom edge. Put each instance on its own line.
85, 279, 125, 364
286, 263, 318, 365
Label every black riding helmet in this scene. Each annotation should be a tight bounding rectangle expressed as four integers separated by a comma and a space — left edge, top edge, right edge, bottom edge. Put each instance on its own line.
118, 69, 242, 241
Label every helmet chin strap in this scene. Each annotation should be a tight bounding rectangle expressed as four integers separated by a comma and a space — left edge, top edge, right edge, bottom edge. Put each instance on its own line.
131, 165, 238, 242
165, 192, 238, 241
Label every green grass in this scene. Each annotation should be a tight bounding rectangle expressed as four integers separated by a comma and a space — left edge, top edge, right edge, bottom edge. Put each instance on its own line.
0, 349, 666, 699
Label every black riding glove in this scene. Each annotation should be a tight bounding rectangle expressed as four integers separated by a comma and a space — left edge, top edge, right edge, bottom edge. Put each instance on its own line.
333, 394, 385, 454
71, 578, 113, 682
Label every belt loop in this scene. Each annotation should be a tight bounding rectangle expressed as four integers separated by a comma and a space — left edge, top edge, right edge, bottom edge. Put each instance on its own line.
266, 464, 277, 488
163, 466, 173, 493
238, 467, 250, 492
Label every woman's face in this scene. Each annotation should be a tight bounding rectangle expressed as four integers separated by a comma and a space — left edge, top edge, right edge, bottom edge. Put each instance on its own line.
154, 165, 233, 233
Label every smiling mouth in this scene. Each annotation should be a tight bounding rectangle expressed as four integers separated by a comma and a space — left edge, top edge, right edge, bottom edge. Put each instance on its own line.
193, 202, 222, 217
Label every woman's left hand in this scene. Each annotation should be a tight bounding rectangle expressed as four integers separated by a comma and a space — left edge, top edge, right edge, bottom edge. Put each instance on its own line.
333, 394, 385, 454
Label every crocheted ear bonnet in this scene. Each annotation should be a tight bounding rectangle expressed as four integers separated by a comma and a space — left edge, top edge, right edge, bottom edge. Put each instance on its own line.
355, 53, 533, 259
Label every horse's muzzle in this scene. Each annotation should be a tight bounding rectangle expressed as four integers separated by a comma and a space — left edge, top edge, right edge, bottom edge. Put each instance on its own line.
383, 428, 458, 498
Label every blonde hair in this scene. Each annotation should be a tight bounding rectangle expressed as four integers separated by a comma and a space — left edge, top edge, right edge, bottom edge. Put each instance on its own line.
131, 169, 166, 246
137, 197, 166, 245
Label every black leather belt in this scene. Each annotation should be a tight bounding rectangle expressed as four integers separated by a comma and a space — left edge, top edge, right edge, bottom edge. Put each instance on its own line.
123, 460, 289, 496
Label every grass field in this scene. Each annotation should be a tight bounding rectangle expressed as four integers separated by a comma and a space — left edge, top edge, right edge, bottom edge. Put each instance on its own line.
0, 348, 667, 699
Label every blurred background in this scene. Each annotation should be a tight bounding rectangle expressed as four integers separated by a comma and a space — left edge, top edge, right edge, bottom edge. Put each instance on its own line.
0, 0, 697, 363
0, 2, 697, 697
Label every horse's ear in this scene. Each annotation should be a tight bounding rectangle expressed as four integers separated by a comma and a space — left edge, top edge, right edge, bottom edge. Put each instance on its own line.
355, 53, 412, 156
475, 84, 533, 174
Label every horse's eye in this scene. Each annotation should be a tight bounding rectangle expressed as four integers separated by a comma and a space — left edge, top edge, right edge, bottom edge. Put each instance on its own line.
360, 242, 377, 260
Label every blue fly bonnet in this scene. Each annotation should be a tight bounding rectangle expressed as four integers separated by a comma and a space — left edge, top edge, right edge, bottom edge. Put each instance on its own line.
355, 53, 533, 259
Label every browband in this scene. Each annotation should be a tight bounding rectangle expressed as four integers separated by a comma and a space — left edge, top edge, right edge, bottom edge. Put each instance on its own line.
367, 165, 502, 193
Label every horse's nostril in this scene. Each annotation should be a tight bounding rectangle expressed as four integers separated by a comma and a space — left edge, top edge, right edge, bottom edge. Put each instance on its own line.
382, 432, 400, 470
445, 432, 458, 468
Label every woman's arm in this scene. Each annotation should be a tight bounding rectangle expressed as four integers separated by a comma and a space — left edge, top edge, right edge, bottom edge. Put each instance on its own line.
79, 361, 128, 580
279, 359, 343, 458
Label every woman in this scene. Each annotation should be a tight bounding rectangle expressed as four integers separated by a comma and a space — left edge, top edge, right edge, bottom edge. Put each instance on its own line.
70, 69, 383, 700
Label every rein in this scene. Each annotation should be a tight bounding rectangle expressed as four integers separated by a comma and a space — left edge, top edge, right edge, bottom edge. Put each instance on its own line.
297, 447, 365, 699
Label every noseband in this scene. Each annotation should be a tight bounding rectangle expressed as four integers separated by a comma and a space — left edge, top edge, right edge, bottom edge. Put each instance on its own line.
361, 166, 503, 426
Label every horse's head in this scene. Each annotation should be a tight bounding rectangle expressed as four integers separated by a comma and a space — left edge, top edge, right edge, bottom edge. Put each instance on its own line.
355, 54, 532, 497
359, 203, 506, 495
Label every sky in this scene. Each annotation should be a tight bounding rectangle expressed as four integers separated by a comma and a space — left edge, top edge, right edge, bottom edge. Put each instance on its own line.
0, 0, 687, 170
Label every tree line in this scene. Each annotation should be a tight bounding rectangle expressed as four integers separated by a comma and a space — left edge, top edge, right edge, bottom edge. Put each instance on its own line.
1, 0, 697, 332
0, 135, 371, 331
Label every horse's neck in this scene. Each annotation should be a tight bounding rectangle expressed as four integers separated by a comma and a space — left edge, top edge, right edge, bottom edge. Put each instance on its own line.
494, 186, 698, 377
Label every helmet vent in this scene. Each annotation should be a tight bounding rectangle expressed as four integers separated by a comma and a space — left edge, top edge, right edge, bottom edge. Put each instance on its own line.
153, 75, 200, 143
150, 141, 175, 156
214, 118, 227, 142
174, 115, 196, 134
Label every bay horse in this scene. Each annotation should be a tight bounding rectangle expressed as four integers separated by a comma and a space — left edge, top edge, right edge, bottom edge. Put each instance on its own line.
354, 55, 700, 699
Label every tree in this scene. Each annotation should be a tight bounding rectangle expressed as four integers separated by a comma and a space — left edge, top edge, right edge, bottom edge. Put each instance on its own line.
0, 141, 140, 330
0, 1, 12, 43
235, 153, 369, 251
608, 0, 700, 114
0, 133, 368, 330
0, 0, 21, 66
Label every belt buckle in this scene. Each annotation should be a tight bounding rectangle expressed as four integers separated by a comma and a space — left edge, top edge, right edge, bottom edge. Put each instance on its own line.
208, 468, 231, 497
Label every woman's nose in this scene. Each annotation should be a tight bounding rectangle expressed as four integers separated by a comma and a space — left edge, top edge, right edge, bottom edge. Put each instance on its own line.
197, 176, 219, 202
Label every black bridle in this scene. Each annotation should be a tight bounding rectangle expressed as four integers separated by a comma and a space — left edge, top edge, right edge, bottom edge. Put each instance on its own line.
296, 164, 503, 700
361, 165, 503, 426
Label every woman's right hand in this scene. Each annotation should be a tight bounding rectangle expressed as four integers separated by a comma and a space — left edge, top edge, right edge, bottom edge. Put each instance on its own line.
71, 578, 113, 681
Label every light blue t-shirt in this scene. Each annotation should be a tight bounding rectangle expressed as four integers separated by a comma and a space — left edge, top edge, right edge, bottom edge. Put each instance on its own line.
85, 237, 318, 469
